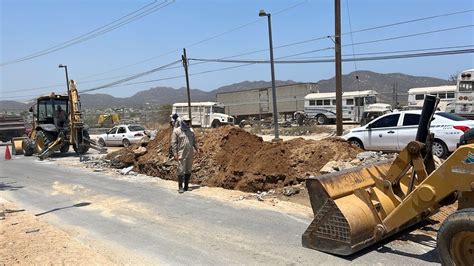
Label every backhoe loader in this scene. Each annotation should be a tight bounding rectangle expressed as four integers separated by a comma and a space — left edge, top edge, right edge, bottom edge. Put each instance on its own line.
19, 80, 106, 159
303, 95, 473, 265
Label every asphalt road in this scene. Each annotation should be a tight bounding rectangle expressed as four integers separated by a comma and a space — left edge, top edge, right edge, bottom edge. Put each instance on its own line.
0, 148, 439, 265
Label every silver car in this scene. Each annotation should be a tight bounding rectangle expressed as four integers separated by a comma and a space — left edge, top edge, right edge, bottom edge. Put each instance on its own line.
342, 111, 474, 158
98, 124, 146, 147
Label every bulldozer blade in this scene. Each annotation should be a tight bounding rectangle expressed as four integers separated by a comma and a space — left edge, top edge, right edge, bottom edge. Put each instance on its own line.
302, 161, 394, 255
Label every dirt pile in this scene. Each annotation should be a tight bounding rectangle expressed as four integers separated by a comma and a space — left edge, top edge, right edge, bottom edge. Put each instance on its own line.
106, 126, 361, 192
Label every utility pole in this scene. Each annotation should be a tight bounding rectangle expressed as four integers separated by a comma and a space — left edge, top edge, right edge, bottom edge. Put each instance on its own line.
182, 48, 192, 123
335, 0, 343, 136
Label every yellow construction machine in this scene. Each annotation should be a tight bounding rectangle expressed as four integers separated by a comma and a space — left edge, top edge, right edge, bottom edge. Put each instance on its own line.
97, 113, 120, 128
19, 80, 106, 159
303, 95, 473, 265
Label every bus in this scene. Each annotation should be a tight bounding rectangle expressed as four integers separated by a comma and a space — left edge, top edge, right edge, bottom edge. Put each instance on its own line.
453, 69, 474, 119
171, 102, 235, 128
303, 90, 387, 124
407, 85, 456, 111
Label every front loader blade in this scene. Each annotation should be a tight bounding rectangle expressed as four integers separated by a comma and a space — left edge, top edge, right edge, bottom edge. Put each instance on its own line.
302, 162, 393, 255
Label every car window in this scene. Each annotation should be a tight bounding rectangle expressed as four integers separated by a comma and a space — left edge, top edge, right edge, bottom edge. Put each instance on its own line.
117, 127, 126, 134
403, 114, 420, 126
108, 127, 117, 134
437, 112, 468, 121
128, 125, 145, 131
370, 114, 400, 128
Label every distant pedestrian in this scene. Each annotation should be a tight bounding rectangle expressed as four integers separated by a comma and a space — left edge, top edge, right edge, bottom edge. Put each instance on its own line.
171, 113, 181, 128
171, 116, 199, 193
168, 113, 182, 158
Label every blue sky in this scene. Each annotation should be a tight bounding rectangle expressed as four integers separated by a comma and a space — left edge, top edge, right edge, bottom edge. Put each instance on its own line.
1, 0, 473, 101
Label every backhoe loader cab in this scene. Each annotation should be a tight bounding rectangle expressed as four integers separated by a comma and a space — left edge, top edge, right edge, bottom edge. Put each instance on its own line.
36, 94, 69, 127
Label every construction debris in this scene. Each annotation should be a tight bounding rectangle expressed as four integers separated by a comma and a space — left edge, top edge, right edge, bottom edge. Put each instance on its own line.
106, 126, 362, 193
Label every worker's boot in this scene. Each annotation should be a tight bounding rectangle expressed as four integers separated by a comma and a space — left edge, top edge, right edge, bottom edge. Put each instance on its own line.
184, 174, 191, 191
178, 175, 184, 193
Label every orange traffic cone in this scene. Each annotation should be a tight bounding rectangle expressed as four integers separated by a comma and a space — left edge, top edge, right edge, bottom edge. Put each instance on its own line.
5, 145, 11, 160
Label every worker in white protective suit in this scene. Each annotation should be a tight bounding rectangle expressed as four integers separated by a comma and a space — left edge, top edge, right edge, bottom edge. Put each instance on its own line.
171, 115, 199, 193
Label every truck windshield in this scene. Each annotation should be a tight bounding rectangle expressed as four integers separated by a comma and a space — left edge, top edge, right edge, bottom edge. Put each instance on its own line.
365, 96, 376, 105
212, 106, 225, 114
459, 81, 474, 92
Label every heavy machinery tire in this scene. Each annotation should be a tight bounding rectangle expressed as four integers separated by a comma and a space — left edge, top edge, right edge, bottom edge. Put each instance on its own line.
22, 139, 35, 156
211, 120, 221, 128
349, 138, 364, 149
437, 208, 474, 266
34, 131, 52, 154
122, 139, 131, 147
432, 139, 448, 159
315, 114, 327, 125
98, 138, 106, 147
59, 143, 70, 153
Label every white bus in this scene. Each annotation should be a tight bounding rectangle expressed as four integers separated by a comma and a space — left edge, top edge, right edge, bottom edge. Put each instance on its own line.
407, 85, 456, 111
303, 90, 385, 124
171, 102, 235, 128
453, 68, 474, 119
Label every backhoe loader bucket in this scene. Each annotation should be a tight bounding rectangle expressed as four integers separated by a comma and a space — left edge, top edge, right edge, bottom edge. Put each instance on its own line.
302, 161, 395, 255
303, 95, 440, 255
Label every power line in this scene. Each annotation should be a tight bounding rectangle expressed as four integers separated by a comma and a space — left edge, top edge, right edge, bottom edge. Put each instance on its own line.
6, 8, 471, 94
76, 1, 307, 80
278, 24, 473, 59
0, 0, 175, 66
189, 48, 474, 64
81, 60, 181, 93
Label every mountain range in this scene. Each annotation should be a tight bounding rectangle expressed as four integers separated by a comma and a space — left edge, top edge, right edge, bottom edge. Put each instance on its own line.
2, 71, 453, 110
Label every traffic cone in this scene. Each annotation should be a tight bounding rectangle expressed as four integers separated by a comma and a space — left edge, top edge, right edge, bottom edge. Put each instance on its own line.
5, 145, 11, 160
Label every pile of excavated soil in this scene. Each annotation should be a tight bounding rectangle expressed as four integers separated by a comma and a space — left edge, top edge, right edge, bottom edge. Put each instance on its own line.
106, 126, 361, 193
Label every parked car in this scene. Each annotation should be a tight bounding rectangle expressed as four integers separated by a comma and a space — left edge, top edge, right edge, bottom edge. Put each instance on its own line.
97, 124, 146, 147
342, 111, 474, 158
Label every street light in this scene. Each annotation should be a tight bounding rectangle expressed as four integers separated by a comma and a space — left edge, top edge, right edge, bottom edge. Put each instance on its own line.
259, 9, 280, 141
58, 64, 70, 96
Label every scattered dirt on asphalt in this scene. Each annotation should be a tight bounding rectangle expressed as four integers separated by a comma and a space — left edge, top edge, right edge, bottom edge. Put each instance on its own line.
106, 126, 361, 193
0, 199, 113, 264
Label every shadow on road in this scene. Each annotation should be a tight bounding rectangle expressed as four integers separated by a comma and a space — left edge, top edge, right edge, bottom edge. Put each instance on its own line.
0, 180, 24, 191
187, 185, 201, 191
35, 202, 91, 216
329, 220, 440, 264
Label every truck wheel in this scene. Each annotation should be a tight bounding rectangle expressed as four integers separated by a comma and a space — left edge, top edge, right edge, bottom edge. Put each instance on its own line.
211, 120, 221, 128
437, 208, 474, 266
432, 139, 448, 159
315, 114, 327, 125
22, 139, 35, 156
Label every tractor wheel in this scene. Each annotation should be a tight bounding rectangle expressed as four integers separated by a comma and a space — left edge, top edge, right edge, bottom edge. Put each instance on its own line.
437, 208, 474, 266
22, 139, 35, 156
34, 131, 52, 154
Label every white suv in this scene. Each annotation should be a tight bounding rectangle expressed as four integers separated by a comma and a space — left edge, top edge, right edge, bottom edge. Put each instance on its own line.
342, 111, 474, 158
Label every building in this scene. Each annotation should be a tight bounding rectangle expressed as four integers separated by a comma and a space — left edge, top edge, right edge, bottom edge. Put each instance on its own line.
216, 82, 317, 122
